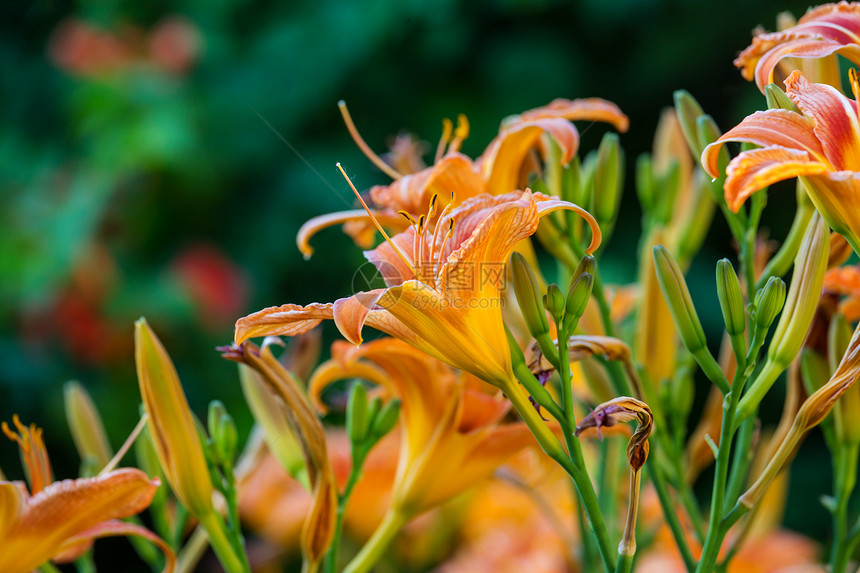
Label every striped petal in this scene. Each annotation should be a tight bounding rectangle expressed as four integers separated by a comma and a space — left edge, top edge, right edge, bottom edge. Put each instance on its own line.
785, 70, 860, 170
723, 146, 829, 211
235, 303, 334, 344
297, 210, 409, 258
701, 109, 825, 179
518, 97, 630, 132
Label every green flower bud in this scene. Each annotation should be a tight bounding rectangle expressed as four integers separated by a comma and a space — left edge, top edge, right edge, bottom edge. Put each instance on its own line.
544, 284, 565, 325
561, 155, 583, 206
654, 159, 681, 225
563, 256, 595, 334
346, 382, 369, 445
592, 133, 623, 225
64, 381, 113, 475
511, 252, 549, 339
207, 401, 238, 465
652, 245, 707, 354
635, 154, 654, 212
370, 399, 401, 441
767, 215, 829, 367
765, 84, 800, 113
716, 259, 746, 336
673, 90, 706, 157
753, 276, 786, 331
208, 400, 227, 442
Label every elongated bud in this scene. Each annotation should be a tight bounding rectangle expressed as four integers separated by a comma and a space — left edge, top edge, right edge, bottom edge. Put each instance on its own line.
135, 318, 215, 517
739, 215, 831, 420
564, 256, 595, 333
635, 155, 654, 212
544, 284, 565, 325
593, 133, 623, 225
653, 245, 707, 354
800, 348, 831, 395
370, 399, 401, 441
561, 155, 583, 205
716, 259, 745, 336
753, 276, 786, 331
765, 84, 800, 112
346, 382, 369, 445
673, 90, 706, 157
511, 252, 550, 339
654, 160, 681, 225
767, 215, 829, 367
64, 381, 113, 474
830, 313, 853, 372
831, 314, 860, 444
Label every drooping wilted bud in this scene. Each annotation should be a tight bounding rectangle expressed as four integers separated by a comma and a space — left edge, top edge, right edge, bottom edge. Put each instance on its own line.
511, 252, 550, 339
64, 381, 113, 474
544, 284, 565, 325
575, 396, 653, 472
652, 245, 707, 354
764, 83, 800, 112
592, 133, 624, 226
223, 341, 337, 569
563, 255, 595, 334
715, 259, 745, 337
753, 276, 787, 331
346, 382, 370, 445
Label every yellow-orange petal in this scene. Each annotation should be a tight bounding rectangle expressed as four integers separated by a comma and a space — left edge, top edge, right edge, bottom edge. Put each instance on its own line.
802, 171, 860, 251
235, 302, 334, 345
332, 290, 387, 345
479, 118, 580, 195
701, 109, 825, 178
308, 359, 393, 414
723, 146, 829, 211
0, 482, 25, 538
57, 519, 176, 573
297, 210, 409, 258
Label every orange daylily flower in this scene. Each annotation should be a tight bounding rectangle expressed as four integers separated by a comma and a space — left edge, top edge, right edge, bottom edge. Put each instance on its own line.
824, 264, 860, 320
297, 99, 627, 254
702, 70, 860, 253
237, 190, 600, 390
308, 338, 539, 517
736, 1, 860, 91
0, 416, 174, 573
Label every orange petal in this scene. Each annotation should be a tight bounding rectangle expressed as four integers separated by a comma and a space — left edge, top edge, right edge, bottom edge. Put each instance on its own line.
785, 70, 860, 170
57, 519, 176, 573
297, 210, 409, 258
802, 171, 860, 249
535, 195, 602, 254
235, 302, 334, 345
723, 146, 828, 211
0, 469, 158, 573
701, 109, 825, 178
363, 227, 416, 287
333, 290, 387, 345
519, 97, 629, 132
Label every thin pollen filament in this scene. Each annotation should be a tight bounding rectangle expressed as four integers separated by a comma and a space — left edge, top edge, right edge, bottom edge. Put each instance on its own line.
337, 163, 415, 275
338, 100, 403, 180
435, 118, 454, 163
851, 67, 860, 102
447, 114, 470, 154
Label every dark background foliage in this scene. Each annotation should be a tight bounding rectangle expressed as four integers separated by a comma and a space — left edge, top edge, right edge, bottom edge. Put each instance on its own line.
0, 0, 831, 567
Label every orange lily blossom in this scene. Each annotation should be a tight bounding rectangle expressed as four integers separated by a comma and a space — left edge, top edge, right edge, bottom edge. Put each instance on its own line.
736, 1, 860, 91
0, 416, 174, 573
297, 98, 627, 255
236, 189, 600, 394
307, 338, 541, 570
702, 70, 860, 253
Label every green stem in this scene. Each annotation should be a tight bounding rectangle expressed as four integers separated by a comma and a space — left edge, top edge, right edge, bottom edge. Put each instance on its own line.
343, 510, 407, 573
176, 527, 211, 573
723, 417, 756, 512
198, 511, 250, 573
74, 553, 97, 573
325, 449, 366, 573
505, 378, 616, 572
648, 460, 697, 572
695, 385, 742, 573
615, 553, 635, 573
831, 443, 860, 573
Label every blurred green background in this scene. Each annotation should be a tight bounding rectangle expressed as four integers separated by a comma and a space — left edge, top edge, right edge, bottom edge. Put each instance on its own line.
0, 0, 829, 568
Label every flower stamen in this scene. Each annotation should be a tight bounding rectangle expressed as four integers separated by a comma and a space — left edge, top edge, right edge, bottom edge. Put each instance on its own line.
338, 163, 415, 275
338, 100, 403, 180
435, 118, 453, 163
